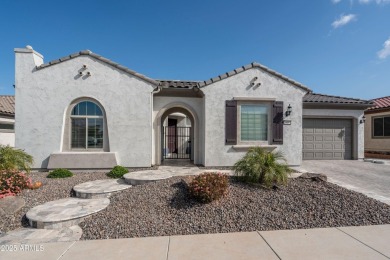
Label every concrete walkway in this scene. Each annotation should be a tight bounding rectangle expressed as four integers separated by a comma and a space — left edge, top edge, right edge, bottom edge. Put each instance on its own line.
1, 225, 389, 260
300, 160, 390, 205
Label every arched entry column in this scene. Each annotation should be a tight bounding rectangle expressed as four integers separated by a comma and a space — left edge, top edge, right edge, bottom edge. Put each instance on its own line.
155, 102, 199, 165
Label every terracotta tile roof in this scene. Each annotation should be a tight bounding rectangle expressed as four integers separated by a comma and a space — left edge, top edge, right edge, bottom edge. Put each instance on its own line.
368, 96, 390, 110
157, 80, 199, 89
0, 96, 15, 116
197, 62, 312, 92
303, 93, 373, 105
36, 50, 159, 86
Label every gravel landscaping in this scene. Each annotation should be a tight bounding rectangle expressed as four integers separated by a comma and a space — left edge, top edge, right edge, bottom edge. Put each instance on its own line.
80, 176, 390, 240
0, 168, 154, 234
2, 171, 390, 240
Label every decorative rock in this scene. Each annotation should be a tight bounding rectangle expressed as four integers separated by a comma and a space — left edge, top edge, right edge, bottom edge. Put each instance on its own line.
26, 198, 109, 229
73, 179, 131, 199
299, 172, 327, 182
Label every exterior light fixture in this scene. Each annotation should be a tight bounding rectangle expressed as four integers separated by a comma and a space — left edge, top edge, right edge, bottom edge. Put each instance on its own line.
79, 72, 83, 76
360, 115, 366, 124
285, 104, 292, 117
87, 72, 91, 76
83, 65, 87, 69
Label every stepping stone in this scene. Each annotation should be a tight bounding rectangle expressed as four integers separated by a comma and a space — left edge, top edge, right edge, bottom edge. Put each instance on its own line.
123, 171, 172, 185
0, 225, 82, 245
73, 179, 131, 199
26, 198, 109, 229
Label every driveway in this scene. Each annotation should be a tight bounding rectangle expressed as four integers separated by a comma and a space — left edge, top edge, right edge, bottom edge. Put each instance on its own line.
300, 160, 390, 205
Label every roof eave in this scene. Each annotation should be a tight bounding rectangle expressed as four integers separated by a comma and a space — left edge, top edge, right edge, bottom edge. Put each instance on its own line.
197, 62, 312, 93
35, 50, 159, 86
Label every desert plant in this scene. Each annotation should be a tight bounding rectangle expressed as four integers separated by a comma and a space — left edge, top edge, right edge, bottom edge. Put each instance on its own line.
233, 147, 291, 187
0, 169, 33, 198
188, 172, 229, 203
47, 168, 73, 178
107, 165, 129, 178
0, 145, 33, 172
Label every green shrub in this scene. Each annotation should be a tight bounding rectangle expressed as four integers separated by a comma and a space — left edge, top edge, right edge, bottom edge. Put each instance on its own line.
0, 145, 33, 172
233, 147, 291, 188
107, 165, 129, 178
47, 168, 73, 178
0, 169, 33, 198
188, 172, 229, 203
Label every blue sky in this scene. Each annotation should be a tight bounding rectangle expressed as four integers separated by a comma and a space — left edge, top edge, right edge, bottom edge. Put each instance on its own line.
0, 0, 389, 99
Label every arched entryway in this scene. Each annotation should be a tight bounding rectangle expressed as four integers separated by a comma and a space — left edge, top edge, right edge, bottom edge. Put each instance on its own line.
155, 103, 199, 165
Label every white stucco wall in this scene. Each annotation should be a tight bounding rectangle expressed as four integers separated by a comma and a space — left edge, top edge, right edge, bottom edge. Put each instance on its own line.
303, 108, 365, 159
153, 96, 204, 165
364, 110, 390, 152
15, 47, 156, 168
201, 68, 307, 166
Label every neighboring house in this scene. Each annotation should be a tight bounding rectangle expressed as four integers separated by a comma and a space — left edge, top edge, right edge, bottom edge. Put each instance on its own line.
14, 46, 372, 169
364, 96, 390, 158
0, 95, 15, 146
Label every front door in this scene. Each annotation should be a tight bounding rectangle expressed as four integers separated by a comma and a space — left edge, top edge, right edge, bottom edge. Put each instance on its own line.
163, 119, 191, 159
167, 119, 177, 154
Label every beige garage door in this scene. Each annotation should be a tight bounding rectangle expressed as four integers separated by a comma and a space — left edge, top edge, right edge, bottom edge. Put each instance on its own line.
303, 118, 352, 160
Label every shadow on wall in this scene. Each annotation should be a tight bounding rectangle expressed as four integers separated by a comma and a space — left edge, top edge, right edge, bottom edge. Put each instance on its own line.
40, 156, 50, 169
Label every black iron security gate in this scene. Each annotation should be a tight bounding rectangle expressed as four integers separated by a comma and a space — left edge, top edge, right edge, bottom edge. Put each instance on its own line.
163, 126, 191, 159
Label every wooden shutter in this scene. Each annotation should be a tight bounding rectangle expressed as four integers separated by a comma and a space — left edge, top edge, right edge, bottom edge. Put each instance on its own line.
272, 101, 283, 144
225, 100, 237, 145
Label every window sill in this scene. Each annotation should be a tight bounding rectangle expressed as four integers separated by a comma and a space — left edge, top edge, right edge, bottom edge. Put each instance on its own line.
232, 145, 277, 151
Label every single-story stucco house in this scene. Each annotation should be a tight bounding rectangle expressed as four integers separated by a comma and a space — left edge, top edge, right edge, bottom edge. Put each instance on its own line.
14, 46, 372, 169
0, 95, 15, 146
364, 96, 390, 159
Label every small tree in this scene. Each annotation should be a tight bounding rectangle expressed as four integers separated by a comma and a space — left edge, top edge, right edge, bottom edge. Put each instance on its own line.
233, 147, 291, 187
0, 145, 34, 172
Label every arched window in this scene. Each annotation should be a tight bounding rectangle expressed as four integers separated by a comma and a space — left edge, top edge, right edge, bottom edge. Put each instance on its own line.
71, 101, 104, 149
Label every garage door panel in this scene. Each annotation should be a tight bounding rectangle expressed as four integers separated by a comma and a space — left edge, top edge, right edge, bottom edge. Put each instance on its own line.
323, 152, 334, 159
323, 136, 333, 141
303, 118, 352, 160
303, 152, 314, 159
304, 136, 314, 141
304, 143, 314, 149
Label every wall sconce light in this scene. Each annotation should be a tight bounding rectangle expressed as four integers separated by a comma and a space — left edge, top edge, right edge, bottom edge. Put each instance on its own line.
360, 115, 366, 124
285, 104, 292, 117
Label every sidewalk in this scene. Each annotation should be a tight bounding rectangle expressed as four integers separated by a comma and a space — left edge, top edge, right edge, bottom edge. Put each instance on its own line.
1, 225, 389, 260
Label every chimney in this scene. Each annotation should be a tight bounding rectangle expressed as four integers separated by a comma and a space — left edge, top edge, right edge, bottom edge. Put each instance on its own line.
14, 45, 44, 70
14, 45, 44, 90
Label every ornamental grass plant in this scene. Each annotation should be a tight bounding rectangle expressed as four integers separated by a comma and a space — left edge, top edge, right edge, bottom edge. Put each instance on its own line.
0, 145, 33, 173
233, 147, 292, 188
